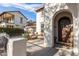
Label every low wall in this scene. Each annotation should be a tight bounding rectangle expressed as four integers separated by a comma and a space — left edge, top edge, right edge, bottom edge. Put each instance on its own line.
7, 37, 26, 56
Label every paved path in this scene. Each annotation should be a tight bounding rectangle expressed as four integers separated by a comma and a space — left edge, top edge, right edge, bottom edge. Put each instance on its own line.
0, 38, 73, 56
27, 39, 74, 56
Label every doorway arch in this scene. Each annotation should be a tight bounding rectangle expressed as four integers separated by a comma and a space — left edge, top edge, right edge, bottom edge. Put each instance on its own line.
58, 17, 71, 42
53, 10, 73, 45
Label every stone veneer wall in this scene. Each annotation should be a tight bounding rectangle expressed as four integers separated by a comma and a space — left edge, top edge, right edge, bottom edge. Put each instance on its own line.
44, 3, 79, 55
44, 3, 66, 47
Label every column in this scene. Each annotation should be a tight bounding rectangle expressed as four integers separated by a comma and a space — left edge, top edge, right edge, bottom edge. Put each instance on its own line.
44, 4, 54, 47
36, 11, 42, 35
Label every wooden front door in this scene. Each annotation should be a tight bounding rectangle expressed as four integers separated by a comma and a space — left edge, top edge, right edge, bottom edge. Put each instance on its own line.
58, 17, 71, 43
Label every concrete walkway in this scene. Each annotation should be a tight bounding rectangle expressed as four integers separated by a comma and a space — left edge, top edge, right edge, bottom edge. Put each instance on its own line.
27, 39, 74, 56
0, 38, 74, 56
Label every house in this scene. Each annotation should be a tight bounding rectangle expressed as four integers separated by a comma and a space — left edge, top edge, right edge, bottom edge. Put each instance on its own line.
35, 7, 44, 35
0, 11, 28, 28
26, 21, 36, 34
36, 3, 79, 55
25, 21, 36, 39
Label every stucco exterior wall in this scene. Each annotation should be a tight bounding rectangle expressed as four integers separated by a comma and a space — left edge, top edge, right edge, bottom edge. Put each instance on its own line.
36, 9, 44, 34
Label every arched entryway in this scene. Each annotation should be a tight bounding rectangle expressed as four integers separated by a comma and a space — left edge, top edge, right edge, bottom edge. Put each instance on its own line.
53, 10, 73, 47
58, 17, 71, 43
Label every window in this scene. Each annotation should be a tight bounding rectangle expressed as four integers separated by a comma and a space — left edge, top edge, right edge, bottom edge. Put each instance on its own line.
41, 11, 44, 17
3, 18, 10, 23
7, 25, 14, 28
20, 17, 23, 24
41, 23, 44, 32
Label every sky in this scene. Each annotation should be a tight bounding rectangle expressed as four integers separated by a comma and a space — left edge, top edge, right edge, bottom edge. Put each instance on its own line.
0, 3, 44, 21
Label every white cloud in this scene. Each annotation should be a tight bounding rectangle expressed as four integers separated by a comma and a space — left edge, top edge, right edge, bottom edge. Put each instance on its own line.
0, 0, 46, 3
0, 3, 44, 12
22, 3, 43, 8
12, 3, 35, 12
0, 3, 12, 7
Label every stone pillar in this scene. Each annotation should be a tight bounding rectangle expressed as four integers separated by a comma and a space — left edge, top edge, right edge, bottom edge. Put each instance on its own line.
7, 38, 26, 56
72, 4, 79, 56
44, 17, 54, 47
44, 4, 54, 47
73, 18, 79, 55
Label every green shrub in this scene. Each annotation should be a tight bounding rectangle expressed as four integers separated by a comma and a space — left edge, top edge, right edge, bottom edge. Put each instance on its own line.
23, 30, 30, 40
0, 27, 25, 37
